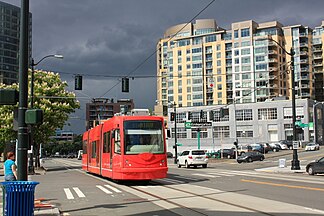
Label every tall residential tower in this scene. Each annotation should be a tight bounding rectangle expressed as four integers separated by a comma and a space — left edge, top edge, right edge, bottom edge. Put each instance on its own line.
155, 19, 321, 114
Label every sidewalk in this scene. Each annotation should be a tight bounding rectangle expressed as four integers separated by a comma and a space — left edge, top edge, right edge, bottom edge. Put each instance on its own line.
0, 163, 60, 216
255, 165, 306, 174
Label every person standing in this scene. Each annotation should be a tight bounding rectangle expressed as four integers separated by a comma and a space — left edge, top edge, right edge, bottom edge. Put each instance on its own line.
4, 152, 17, 181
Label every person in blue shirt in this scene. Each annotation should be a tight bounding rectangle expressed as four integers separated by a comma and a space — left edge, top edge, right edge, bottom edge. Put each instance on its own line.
4, 152, 17, 181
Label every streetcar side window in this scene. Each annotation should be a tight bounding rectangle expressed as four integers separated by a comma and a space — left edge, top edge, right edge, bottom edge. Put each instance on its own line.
114, 129, 121, 154
91, 141, 97, 158
83, 140, 87, 154
103, 132, 111, 153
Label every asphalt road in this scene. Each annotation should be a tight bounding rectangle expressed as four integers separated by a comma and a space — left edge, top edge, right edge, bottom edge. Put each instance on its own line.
29, 149, 324, 216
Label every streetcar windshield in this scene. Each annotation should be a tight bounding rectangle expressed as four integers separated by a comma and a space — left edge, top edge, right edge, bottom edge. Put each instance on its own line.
124, 120, 164, 154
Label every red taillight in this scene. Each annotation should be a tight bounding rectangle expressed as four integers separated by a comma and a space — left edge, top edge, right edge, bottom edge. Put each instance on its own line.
206, 156, 209, 158
188, 156, 193, 159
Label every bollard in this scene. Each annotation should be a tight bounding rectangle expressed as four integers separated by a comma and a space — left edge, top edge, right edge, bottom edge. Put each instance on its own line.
1, 181, 39, 216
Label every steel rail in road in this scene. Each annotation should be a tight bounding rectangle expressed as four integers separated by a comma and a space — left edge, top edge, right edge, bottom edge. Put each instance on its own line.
130, 183, 276, 216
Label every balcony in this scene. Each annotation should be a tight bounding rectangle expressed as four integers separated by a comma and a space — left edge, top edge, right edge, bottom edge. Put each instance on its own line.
206, 87, 213, 93
300, 67, 309, 72
226, 79, 232, 83
300, 32, 307, 37
269, 84, 278, 88
300, 59, 308, 64
301, 75, 310, 80
268, 41, 276, 46
314, 62, 323, 67
269, 67, 277, 71
226, 63, 232, 67
268, 50, 277, 55
268, 58, 278, 63
226, 55, 232, 59
269, 75, 276, 79
313, 48, 322, 52
313, 54, 323, 60
301, 92, 311, 97
300, 42, 308, 47
301, 84, 310, 88
300, 51, 308, 56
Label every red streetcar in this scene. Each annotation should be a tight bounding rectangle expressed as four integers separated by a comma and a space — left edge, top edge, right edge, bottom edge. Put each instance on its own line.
82, 115, 168, 180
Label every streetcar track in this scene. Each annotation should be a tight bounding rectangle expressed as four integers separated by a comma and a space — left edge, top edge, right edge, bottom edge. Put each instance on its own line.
131, 182, 276, 216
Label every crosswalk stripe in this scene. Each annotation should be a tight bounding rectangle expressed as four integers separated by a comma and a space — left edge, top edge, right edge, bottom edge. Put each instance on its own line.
73, 187, 85, 198
64, 188, 74, 200
104, 185, 122, 193
192, 173, 217, 178
96, 185, 112, 194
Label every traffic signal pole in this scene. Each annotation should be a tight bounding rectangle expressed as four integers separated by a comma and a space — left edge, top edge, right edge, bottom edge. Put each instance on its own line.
17, 0, 30, 181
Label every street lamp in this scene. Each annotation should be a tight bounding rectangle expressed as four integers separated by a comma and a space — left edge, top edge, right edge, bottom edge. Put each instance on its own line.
256, 37, 300, 170
169, 101, 178, 164
29, 54, 63, 173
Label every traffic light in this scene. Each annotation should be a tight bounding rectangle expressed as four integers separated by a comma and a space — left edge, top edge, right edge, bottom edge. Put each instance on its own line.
162, 105, 168, 116
200, 110, 205, 119
170, 112, 175, 121
75, 75, 82, 90
25, 109, 43, 124
234, 141, 238, 148
296, 126, 303, 134
0, 89, 19, 105
122, 77, 129, 92
188, 111, 192, 120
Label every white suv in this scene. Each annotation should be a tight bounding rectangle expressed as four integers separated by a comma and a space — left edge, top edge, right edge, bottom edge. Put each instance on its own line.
177, 150, 208, 168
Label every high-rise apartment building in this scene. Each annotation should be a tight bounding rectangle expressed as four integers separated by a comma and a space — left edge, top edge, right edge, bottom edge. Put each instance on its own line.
155, 19, 322, 113
0, 1, 32, 85
312, 21, 324, 101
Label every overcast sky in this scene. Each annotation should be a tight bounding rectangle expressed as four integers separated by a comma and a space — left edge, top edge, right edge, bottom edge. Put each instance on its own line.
6, 0, 324, 134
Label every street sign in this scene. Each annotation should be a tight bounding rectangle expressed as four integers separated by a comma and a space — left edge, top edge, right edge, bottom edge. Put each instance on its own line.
293, 141, 299, 149
191, 122, 212, 127
185, 122, 192, 129
176, 143, 183, 146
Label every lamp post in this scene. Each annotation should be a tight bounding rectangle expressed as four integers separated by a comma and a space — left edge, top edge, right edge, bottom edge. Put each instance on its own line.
257, 37, 300, 170
170, 101, 178, 164
29, 54, 63, 173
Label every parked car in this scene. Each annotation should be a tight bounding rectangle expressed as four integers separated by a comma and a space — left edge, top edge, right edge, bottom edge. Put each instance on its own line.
269, 143, 281, 152
236, 145, 252, 156
260, 142, 272, 153
272, 141, 288, 150
216, 149, 236, 159
305, 143, 320, 151
167, 152, 174, 158
237, 152, 265, 163
177, 149, 208, 168
67, 153, 76, 158
251, 143, 266, 153
306, 157, 324, 175
279, 140, 293, 149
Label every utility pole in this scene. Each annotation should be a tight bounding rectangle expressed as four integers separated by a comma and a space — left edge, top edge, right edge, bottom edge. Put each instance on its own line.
173, 102, 178, 164
290, 47, 300, 170
17, 0, 29, 181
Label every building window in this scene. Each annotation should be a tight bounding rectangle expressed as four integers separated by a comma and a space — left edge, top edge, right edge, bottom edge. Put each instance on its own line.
234, 30, 239, 39
241, 28, 250, 37
171, 127, 187, 138
236, 109, 253, 121
212, 110, 229, 122
241, 48, 250, 55
237, 130, 253, 137
192, 128, 208, 138
258, 108, 277, 120
213, 126, 230, 138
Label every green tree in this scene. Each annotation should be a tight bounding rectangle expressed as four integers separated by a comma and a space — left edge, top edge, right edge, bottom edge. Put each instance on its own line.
0, 69, 80, 164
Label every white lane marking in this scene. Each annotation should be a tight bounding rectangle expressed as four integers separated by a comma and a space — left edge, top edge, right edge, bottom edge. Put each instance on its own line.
64, 188, 74, 200
73, 187, 85, 198
192, 173, 217, 178
138, 186, 148, 189
208, 172, 235, 177
158, 178, 185, 184
96, 185, 112, 194
104, 185, 122, 193
304, 207, 324, 214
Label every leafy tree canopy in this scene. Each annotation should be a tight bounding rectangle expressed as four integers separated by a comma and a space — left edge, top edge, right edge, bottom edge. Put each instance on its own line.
0, 69, 80, 152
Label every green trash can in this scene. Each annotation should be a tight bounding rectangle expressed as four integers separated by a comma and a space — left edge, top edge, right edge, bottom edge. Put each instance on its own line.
1, 181, 39, 216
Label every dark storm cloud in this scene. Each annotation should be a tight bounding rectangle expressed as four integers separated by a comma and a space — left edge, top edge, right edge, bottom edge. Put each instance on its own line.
5, 0, 324, 133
